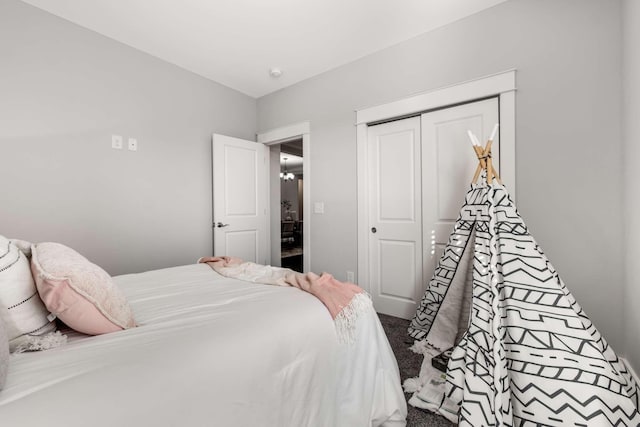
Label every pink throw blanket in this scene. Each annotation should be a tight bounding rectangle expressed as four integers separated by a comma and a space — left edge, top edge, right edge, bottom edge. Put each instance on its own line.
198, 256, 371, 343
198, 256, 362, 318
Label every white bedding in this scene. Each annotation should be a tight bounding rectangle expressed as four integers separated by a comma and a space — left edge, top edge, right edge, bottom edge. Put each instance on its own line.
0, 263, 406, 426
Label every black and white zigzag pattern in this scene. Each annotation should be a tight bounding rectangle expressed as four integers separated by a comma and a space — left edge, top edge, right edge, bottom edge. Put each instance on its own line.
409, 184, 640, 426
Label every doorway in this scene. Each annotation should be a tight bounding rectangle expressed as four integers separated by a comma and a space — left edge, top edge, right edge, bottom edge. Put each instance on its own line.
258, 121, 311, 273
279, 139, 304, 272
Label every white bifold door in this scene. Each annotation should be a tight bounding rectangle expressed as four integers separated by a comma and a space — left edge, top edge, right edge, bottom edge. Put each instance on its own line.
367, 97, 499, 319
212, 134, 268, 265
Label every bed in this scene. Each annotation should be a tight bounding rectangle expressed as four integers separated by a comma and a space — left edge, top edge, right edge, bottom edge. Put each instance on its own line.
0, 262, 407, 426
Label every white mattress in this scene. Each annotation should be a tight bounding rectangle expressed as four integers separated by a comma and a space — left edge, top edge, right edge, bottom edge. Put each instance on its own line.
0, 263, 406, 426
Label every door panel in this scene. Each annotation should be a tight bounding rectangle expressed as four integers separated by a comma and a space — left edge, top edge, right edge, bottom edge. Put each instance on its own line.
225, 147, 259, 216
368, 116, 422, 319
379, 136, 417, 221
422, 97, 499, 291
212, 134, 268, 264
225, 230, 258, 262
379, 240, 417, 300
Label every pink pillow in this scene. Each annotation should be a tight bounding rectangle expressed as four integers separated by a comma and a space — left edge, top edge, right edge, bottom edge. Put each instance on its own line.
31, 242, 135, 335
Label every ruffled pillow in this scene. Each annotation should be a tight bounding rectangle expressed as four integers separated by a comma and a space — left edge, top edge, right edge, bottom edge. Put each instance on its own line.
0, 235, 60, 353
31, 242, 135, 335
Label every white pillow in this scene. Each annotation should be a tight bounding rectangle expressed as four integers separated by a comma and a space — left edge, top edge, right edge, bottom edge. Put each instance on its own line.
0, 235, 57, 352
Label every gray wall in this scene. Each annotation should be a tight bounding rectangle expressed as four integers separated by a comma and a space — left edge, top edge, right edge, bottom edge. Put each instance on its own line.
0, 0, 257, 275
258, 0, 626, 352
623, 0, 640, 372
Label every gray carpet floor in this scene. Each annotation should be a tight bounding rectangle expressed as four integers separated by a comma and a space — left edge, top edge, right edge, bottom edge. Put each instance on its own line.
378, 313, 454, 427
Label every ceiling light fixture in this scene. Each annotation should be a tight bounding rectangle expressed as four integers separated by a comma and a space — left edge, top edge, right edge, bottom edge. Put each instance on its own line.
280, 158, 294, 181
269, 67, 283, 78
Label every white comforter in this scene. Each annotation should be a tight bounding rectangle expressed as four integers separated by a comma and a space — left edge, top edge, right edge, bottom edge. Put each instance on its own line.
0, 264, 406, 427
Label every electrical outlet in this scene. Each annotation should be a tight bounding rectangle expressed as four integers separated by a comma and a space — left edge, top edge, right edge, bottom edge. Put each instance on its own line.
128, 138, 138, 151
346, 271, 355, 283
111, 134, 123, 149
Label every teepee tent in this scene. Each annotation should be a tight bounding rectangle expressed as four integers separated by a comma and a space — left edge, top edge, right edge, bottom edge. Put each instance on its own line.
406, 129, 640, 425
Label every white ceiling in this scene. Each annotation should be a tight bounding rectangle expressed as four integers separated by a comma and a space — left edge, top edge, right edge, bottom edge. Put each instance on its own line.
20, 0, 509, 98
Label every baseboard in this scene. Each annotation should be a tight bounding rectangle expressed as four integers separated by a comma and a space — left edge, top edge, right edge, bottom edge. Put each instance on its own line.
621, 357, 640, 384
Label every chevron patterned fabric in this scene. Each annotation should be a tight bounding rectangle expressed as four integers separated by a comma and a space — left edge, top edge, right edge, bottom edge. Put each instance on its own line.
408, 183, 640, 426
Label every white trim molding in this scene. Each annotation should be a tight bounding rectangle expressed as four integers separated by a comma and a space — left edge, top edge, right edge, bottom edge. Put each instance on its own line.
257, 121, 311, 273
257, 121, 310, 145
356, 70, 517, 293
356, 70, 516, 125
356, 123, 370, 292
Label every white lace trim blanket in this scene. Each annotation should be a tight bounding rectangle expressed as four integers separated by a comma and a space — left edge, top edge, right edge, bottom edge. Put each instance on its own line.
197, 256, 371, 344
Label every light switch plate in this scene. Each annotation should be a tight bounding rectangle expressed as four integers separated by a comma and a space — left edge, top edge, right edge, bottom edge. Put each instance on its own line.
314, 202, 324, 214
128, 138, 138, 151
111, 134, 123, 149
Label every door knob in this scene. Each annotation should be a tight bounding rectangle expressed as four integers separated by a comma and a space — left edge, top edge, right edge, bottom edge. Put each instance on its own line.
215, 222, 229, 228
371, 227, 377, 233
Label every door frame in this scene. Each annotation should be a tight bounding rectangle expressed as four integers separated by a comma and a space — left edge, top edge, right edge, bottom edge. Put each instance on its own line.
257, 121, 311, 273
356, 69, 517, 294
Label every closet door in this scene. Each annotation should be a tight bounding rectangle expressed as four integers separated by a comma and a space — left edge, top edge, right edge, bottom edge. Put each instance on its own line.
366, 98, 499, 320
421, 97, 500, 288
367, 117, 423, 319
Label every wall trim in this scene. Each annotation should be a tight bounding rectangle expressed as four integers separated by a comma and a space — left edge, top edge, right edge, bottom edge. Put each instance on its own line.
356, 70, 517, 293
356, 69, 516, 125
257, 121, 310, 144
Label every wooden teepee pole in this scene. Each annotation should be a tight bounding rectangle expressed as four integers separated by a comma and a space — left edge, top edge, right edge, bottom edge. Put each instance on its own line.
469, 126, 501, 185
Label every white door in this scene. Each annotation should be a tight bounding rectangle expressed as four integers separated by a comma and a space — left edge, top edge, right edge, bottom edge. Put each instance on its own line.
368, 117, 423, 319
421, 97, 499, 288
366, 97, 499, 319
212, 134, 268, 264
